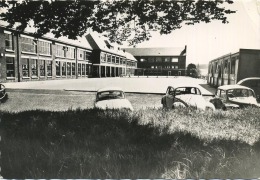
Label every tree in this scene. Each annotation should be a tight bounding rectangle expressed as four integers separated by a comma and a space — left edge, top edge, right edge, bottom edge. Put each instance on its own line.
0, 0, 235, 46
187, 63, 198, 78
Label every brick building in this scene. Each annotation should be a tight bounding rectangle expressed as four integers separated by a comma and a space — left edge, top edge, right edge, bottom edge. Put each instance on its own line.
124, 46, 187, 76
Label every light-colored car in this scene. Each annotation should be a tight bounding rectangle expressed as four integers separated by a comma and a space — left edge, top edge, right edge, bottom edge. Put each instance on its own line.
94, 87, 133, 111
161, 86, 215, 111
210, 84, 259, 110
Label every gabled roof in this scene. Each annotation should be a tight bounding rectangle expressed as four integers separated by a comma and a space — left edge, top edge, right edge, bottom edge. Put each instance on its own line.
86, 32, 126, 57
124, 52, 137, 61
124, 47, 186, 56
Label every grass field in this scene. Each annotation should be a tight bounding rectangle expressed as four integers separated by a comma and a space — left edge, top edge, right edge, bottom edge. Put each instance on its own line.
1, 89, 260, 178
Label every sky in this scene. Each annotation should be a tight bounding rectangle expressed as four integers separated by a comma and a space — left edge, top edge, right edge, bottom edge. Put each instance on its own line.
126, 0, 260, 65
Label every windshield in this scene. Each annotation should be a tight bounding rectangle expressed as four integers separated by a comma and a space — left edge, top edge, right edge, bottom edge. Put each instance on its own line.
227, 88, 255, 98
97, 90, 125, 101
175, 87, 201, 95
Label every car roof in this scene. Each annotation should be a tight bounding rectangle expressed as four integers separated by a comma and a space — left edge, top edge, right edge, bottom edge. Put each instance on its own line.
237, 77, 260, 84
97, 87, 123, 92
218, 84, 253, 90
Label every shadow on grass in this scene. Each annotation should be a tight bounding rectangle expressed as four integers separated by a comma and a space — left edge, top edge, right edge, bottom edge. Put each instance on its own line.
1, 109, 260, 178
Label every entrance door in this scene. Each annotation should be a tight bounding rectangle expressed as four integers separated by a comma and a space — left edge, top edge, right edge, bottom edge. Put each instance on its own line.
178, 71, 181, 76
168, 71, 171, 76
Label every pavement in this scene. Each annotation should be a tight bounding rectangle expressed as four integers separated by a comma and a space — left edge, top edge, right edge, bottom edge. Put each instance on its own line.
2, 76, 214, 95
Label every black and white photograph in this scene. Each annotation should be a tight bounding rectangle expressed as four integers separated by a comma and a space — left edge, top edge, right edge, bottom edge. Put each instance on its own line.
0, 0, 260, 178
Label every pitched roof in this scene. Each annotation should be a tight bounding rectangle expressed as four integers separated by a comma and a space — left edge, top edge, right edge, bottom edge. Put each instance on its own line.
86, 32, 126, 56
123, 47, 186, 56
0, 22, 92, 50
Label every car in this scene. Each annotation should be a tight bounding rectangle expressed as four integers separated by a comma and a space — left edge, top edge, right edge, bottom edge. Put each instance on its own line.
161, 85, 215, 111
237, 77, 260, 103
0, 83, 8, 103
94, 87, 133, 111
209, 84, 259, 110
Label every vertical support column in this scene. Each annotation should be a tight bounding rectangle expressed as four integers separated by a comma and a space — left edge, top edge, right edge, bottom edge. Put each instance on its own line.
99, 65, 101, 78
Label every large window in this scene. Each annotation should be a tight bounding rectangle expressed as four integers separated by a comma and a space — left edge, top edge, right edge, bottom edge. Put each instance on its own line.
56, 61, 61, 76
21, 36, 37, 53
39, 60, 45, 76
78, 49, 84, 60
67, 62, 71, 76
56, 44, 65, 57
164, 57, 170, 62
78, 63, 82, 76
82, 64, 86, 76
86, 64, 89, 75
67, 47, 75, 59
171, 58, 178, 62
112, 56, 115, 63
38, 40, 51, 55
116, 57, 119, 64
61, 62, 66, 76
47, 61, 52, 76
156, 57, 162, 62
148, 57, 154, 63
72, 63, 76, 75
100, 52, 106, 62
6, 57, 15, 77
107, 54, 111, 63
31, 59, 38, 77
5, 33, 13, 50
21, 58, 29, 77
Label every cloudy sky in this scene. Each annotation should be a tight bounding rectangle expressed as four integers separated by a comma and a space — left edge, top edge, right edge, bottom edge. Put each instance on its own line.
130, 0, 260, 65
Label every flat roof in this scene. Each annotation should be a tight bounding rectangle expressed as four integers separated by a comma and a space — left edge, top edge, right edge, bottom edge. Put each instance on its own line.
124, 47, 186, 56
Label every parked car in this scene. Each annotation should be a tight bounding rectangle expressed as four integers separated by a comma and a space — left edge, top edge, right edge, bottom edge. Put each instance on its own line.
237, 77, 260, 103
161, 86, 215, 111
0, 83, 8, 103
94, 87, 133, 111
209, 84, 259, 110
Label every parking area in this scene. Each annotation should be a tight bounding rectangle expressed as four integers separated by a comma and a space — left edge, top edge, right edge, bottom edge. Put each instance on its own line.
3, 76, 213, 95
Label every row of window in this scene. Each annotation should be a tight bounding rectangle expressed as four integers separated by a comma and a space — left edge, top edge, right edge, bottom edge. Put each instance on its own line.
100, 52, 136, 67
5, 32, 90, 60
151, 65, 179, 69
6, 57, 92, 78
140, 57, 179, 63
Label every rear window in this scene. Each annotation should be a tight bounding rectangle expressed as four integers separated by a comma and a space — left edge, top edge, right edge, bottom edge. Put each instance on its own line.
97, 90, 124, 101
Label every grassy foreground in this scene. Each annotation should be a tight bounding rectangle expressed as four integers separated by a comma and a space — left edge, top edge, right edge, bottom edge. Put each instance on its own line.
1, 108, 260, 178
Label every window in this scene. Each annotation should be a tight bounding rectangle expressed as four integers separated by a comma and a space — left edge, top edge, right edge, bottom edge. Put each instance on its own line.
6, 57, 15, 77
21, 58, 29, 77
5, 33, 13, 50
86, 64, 89, 75
100, 52, 106, 62
67, 62, 71, 76
164, 57, 170, 62
78, 63, 81, 76
38, 40, 51, 55
31, 59, 38, 77
67, 47, 75, 59
148, 57, 154, 63
78, 49, 84, 60
116, 57, 119, 64
151, 66, 154, 69
175, 66, 178, 69
56, 44, 65, 57
61, 62, 66, 76
21, 37, 37, 53
47, 61, 52, 76
119, 58, 123, 64
171, 58, 178, 62
85, 52, 90, 61
39, 60, 45, 76
112, 56, 115, 63
107, 54, 111, 63
56, 61, 61, 76
231, 60, 236, 74
72, 63, 76, 75
82, 64, 86, 76
156, 57, 162, 62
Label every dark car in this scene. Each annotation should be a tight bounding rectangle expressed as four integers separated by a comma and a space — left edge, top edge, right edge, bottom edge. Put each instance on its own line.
237, 77, 260, 103
210, 84, 259, 110
0, 84, 8, 103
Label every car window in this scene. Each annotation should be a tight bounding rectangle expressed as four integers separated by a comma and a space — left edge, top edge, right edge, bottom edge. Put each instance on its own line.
97, 91, 124, 101
220, 90, 226, 99
227, 89, 255, 98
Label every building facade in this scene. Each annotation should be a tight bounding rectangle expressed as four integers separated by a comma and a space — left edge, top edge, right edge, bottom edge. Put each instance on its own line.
124, 46, 187, 76
208, 49, 260, 87
86, 33, 137, 78
0, 26, 137, 82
